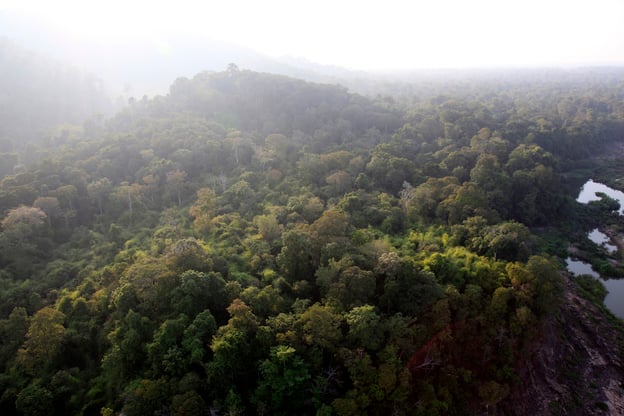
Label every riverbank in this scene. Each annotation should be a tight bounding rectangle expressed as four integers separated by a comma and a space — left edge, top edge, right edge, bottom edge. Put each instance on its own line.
568, 229, 624, 269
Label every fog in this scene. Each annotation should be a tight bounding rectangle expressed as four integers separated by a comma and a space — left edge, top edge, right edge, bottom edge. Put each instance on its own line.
2, 0, 623, 96
1, 0, 623, 143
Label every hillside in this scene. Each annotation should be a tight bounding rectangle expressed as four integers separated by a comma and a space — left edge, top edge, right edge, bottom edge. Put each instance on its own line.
0, 67, 623, 415
0, 12, 367, 97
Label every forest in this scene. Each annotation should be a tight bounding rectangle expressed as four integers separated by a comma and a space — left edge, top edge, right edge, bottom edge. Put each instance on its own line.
1, 57, 624, 415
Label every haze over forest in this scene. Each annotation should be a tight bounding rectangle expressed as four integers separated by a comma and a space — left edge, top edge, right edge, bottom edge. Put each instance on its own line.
1, 2, 624, 416
2, 0, 624, 97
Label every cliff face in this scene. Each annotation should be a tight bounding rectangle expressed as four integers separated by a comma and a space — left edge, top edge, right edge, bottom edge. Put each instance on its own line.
499, 275, 624, 415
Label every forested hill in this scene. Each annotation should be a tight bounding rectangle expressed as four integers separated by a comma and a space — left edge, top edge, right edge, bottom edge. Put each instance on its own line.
0, 67, 624, 415
129, 65, 403, 138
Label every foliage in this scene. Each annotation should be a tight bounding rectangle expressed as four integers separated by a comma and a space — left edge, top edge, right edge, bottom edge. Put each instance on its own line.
0, 66, 622, 415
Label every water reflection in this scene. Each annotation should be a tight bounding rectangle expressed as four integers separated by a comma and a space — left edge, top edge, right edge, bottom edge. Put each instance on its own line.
577, 178, 624, 214
566, 257, 624, 319
570, 178, 624, 319
565, 257, 598, 278
588, 229, 618, 253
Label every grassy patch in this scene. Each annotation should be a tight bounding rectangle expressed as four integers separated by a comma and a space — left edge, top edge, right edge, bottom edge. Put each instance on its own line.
573, 275, 608, 305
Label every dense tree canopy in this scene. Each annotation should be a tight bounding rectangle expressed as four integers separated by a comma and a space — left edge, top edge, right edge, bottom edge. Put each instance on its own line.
0, 65, 623, 415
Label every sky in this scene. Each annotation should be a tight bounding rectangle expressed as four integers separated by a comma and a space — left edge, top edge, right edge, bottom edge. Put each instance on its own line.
1, 0, 623, 70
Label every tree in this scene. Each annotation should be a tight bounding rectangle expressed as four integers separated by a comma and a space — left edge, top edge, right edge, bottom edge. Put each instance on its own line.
223, 180, 256, 214
170, 270, 227, 317
181, 309, 217, 364
505, 144, 554, 173
147, 315, 188, 376
54, 184, 78, 211
208, 300, 260, 400
224, 134, 253, 166
326, 170, 352, 195
171, 391, 207, 416
87, 177, 112, 215
166, 169, 188, 207
189, 187, 216, 233
254, 214, 282, 243
470, 153, 510, 216
16, 307, 66, 375
277, 229, 314, 282
366, 150, 415, 191
252, 345, 311, 415
141, 173, 161, 206
122, 378, 170, 416
297, 303, 342, 350
101, 310, 153, 384
164, 238, 213, 273
33, 196, 61, 226
399, 181, 415, 213
409, 177, 459, 223
525, 255, 563, 316
310, 209, 351, 253
345, 305, 382, 350
326, 265, 376, 309
380, 261, 442, 316
264, 133, 290, 162
0, 205, 50, 277
15, 383, 54, 416
0, 307, 29, 371
1, 205, 47, 231
480, 221, 532, 261
112, 181, 144, 218
54, 185, 78, 225
440, 182, 495, 225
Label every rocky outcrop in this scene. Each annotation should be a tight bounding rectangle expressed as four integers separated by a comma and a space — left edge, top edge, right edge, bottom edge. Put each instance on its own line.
498, 275, 624, 415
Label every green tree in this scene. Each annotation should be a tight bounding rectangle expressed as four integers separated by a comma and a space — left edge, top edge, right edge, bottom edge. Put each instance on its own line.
254, 214, 282, 243
33, 196, 61, 226
181, 309, 217, 364
297, 303, 343, 350
148, 315, 189, 376
16, 307, 66, 375
0, 307, 29, 371
277, 228, 314, 282
101, 310, 153, 385
166, 169, 188, 206
170, 270, 227, 317
480, 221, 532, 261
189, 187, 216, 234
345, 305, 382, 351
171, 391, 207, 416
122, 378, 170, 416
252, 345, 311, 415
164, 238, 213, 273
87, 177, 112, 215
15, 383, 54, 416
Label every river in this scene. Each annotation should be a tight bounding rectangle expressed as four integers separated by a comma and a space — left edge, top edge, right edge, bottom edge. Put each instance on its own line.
577, 179, 624, 214
568, 179, 624, 319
